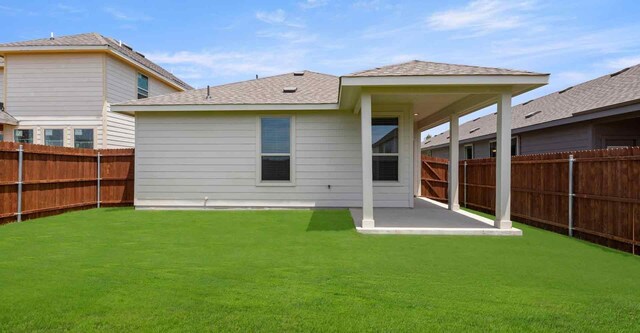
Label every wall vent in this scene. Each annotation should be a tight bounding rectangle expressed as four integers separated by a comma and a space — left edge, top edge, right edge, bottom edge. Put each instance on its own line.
469, 127, 480, 133
610, 67, 630, 77
293, 71, 305, 76
523, 99, 533, 105
558, 86, 573, 94
283, 87, 297, 93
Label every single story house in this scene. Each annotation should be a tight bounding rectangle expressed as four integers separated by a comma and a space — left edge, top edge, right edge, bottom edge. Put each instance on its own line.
112, 60, 549, 231
422, 63, 640, 159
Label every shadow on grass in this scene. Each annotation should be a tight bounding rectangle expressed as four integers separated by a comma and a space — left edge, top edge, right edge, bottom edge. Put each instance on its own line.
306, 210, 355, 232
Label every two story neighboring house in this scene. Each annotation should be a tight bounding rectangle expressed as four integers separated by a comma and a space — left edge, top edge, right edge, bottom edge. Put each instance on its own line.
0, 32, 192, 148
422, 63, 640, 159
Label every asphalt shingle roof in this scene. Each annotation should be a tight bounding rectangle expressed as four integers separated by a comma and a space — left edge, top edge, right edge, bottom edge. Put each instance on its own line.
0, 33, 192, 90
117, 71, 340, 105
347, 60, 542, 77
423, 64, 640, 149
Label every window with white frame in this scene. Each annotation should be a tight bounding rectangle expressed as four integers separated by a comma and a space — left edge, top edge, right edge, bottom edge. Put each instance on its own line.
137, 73, 149, 99
74, 129, 94, 149
489, 137, 519, 158
464, 144, 474, 160
14, 129, 33, 144
260, 117, 292, 182
44, 129, 64, 146
372, 117, 399, 181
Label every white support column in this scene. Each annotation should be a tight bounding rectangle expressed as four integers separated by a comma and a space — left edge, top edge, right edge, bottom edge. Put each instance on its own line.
360, 93, 375, 228
448, 113, 460, 211
413, 122, 421, 200
495, 92, 512, 229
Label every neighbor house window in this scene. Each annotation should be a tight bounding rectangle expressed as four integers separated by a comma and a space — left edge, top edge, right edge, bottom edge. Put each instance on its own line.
372, 117, 399, 181
74, 129, 94, 149
490, 137, 519, 158
44, 129, 64, 146
260, 117, 291, 182
14, 129, 33, 144
464, 144, 474, 160
137, 73, 149, 99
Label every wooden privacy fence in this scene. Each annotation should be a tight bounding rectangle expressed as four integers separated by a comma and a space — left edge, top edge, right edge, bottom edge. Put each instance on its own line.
422, 147, 640, 255
0, 142, 134, 224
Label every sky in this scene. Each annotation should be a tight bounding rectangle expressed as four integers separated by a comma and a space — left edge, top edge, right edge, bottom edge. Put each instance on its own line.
2, 0, 640, 138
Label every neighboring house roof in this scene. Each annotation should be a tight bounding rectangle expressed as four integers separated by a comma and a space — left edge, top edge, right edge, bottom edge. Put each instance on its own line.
0, 32, 192, 90
423, 63, 640, 149
117, 71, 339, 106
0, 110, 18, 125
346, 60, 541, 77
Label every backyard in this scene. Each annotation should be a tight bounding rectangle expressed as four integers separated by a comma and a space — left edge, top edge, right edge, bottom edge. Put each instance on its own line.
0, 208, 638, 332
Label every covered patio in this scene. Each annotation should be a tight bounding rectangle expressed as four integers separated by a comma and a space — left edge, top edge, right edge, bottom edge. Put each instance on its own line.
340, 61, 549, 235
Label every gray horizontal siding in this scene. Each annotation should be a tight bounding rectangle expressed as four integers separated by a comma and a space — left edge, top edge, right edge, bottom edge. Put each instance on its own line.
135, 110, 411, 208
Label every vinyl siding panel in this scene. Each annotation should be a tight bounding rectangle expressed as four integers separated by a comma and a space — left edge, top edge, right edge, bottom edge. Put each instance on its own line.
135, 110, 412, 208
5, 53, 103, 117
0, 68, 4, 102
519, 123, 592, 155
105, 55, 181, 148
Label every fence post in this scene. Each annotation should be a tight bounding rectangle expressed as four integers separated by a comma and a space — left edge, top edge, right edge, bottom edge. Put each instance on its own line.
463, 160, 467, 208
97, 152, 101, 208
568, 154, 575, 237
16, 145, 23, 222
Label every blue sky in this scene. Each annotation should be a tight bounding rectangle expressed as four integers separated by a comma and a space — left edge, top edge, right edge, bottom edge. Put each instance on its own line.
2, 0, 640, 138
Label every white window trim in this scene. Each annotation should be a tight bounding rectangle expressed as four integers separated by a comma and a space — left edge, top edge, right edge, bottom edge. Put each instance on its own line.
464, 143, 474, 159
489, 135, 519, 157
137, 72, 149, 99
256, 115, 296, 187
13, 128, 35, 144
72, 128, 97, 149
372, 110, 405, 187
43, 128, 66, 147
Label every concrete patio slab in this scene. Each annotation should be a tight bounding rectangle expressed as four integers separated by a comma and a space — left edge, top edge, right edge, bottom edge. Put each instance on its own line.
350, 197, 522, 236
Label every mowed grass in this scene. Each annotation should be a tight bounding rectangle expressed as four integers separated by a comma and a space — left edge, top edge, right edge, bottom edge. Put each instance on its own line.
0, 208, 639, 332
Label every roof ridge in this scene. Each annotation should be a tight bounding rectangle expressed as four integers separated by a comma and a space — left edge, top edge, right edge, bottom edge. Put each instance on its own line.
347, 59, 543, 76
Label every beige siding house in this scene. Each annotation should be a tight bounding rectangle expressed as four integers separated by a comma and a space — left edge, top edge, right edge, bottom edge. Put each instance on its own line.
113, 60, 549, 233
0, 33, 192, 148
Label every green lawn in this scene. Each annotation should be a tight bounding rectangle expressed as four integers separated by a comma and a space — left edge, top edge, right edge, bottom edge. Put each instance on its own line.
0, 208, 638, 332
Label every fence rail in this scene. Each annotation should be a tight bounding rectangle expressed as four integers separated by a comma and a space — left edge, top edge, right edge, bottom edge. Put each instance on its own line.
422, 147, 640, 255
0, 142, 134, 224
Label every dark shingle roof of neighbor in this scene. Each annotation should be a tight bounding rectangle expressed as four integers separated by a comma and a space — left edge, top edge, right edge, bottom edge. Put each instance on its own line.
0, 32, 192, 90
117, 71, 340, 105
422, 63, 640, 149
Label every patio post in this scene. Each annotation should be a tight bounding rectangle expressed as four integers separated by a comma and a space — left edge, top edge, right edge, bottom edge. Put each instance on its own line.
448, 113, 460, 211
360, 92, 375, 228
495, 92, 512, 229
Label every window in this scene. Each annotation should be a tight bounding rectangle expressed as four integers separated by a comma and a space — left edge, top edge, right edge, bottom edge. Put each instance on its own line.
14, 129, 33, 144
489, 137, 519, 158
74, 129, 94, 149
605, 138, 636, 149
372, 117, 399, 181
44, 129, 64, 146
137, 73, 149, 99
464, 144, 473, 160
260, 117, 291, 182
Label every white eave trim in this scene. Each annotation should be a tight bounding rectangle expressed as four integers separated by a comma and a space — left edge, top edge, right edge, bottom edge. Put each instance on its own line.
110, 103, 340, 114
341, 75, 549, 87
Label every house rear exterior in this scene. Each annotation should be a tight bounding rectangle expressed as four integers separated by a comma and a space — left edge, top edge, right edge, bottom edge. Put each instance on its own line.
0, 33, 191, 148
422, 64, 640, 159
112, 60, 549, 230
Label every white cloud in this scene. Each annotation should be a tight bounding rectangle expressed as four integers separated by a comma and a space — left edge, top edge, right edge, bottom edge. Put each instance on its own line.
299, 0, 328, 9
55, 4, 84, 14
427, 0, 537, 36
604, 55, 640, 70
255, 9, 304, 28
103, 7, 152, 22
256, 30, 318, 44
146, 49, 309, 87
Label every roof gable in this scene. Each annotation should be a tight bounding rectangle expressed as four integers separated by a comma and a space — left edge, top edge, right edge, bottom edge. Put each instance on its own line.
347, 60, 542, 77
0, 32, 192, 90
